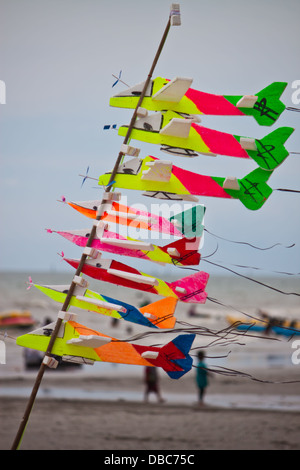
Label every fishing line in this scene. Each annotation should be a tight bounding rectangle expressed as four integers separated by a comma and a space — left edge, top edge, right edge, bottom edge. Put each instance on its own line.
191, 351, 232, 361
120, 316, 279, 346
276, 188, 300, 194
207, 296, 272, 325
172, 257, 300, 296
176, 319, 265, 340
192, 363, 300, 384
207, 296, 300, 337
286, 106, 300, 112
200, 243, 299, 276
204, 228, 295, 250
205, 257, 300, 276
120, 325, 299, 383
222, 263, 300, 276
201, 243, 219, 259
204, 258, 300, 296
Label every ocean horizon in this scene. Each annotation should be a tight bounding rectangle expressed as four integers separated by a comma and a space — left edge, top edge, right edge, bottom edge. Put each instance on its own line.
1, 269, 299, 321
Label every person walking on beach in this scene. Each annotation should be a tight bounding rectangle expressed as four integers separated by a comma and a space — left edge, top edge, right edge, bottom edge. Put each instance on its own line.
195, 351, 209, 405
144, 366, 164, 403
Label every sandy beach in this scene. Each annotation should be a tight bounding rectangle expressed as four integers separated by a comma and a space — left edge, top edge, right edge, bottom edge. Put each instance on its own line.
1, 273, 300, 451
1, 363, 300, 451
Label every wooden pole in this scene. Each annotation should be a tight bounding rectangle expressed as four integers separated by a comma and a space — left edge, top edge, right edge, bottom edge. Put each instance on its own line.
11, 13, 173, 451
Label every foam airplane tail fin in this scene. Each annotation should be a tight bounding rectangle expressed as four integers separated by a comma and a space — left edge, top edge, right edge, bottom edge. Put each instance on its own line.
169, 271, 209, 303
161, 237, 201, 266
227, 82, 287, 126
160, 334, 195, 379
169, 204, 205, 238
237, 168, 273, 210
245, 127, 294, 170
139, 297, 177, 329
251, 82, 287, 126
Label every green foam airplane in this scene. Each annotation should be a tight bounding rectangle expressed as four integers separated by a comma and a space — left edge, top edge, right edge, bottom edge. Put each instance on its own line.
99, 155, 274, 211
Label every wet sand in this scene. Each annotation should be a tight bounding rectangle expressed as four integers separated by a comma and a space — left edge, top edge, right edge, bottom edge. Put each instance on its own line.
2, 310, 300, 451
1, 366, 300, 451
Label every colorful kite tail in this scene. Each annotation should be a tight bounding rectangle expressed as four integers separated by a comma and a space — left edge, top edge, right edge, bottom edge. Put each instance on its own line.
161, 334, 195, 379
248, 126, 294, 170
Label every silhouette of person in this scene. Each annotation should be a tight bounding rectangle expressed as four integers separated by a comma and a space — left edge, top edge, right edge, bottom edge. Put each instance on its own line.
144, 366, 164, 403
195, 351, 209, 405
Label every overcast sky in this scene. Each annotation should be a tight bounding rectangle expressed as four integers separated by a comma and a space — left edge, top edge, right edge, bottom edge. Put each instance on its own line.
1, 0, 299, 280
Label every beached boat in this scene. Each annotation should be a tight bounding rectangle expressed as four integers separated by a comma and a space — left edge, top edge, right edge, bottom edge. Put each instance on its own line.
227, 315, 300, 337
0, 310, 35, 328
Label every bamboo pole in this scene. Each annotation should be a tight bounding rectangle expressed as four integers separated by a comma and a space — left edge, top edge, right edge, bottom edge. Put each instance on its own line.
11, 10, 175, 451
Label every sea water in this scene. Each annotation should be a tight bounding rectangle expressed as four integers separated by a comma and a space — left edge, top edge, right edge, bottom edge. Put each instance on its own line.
0, 270, 299, 377
0, 269, 299, 323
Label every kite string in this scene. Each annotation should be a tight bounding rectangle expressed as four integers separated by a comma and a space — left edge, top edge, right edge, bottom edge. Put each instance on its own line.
171, 256, 300, 296
119, 321, 300, 384
203, 258, 300, 297
206, 296, 267, 324
202, 252, 300, 276
192, 364, 300, 384
286, 106, 300, 112
200, 242, 299, 276
276, 188, 300, 193
207, 295, 300, 338
170, 255, 300, 334
120, 318, 277, 345
204, 228, 295, 250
